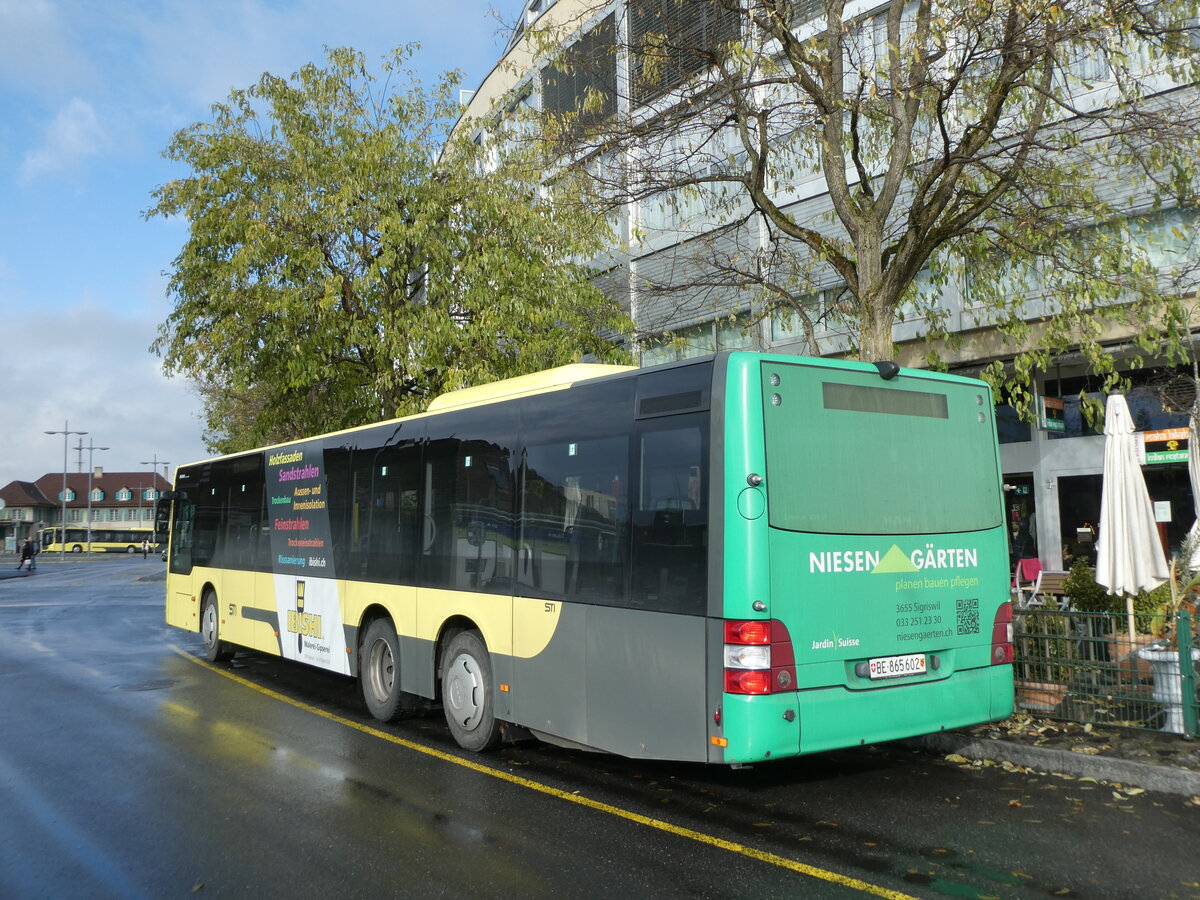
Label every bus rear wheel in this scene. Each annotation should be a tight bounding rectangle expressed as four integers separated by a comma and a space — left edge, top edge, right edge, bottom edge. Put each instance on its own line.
440, 630, 501, 752
201, 592, 233, 662
360, 618, 414, 722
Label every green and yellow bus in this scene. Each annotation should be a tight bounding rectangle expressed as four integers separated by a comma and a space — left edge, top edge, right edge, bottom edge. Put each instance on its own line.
41, 525, 158, 554
157, 353, 1013, 764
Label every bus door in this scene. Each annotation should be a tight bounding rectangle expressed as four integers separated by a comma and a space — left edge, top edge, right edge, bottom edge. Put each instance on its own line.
158, 491, 198, 629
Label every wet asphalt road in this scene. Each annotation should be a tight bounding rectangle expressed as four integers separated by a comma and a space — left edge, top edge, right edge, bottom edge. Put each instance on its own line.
1, 559, 1197, 900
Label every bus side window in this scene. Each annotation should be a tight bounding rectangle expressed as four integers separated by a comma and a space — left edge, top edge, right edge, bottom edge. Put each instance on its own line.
631, 418, 707, 615
351, 442, 420, 584
422, 409, 516, 594
520, 435, 629, 605
192, 487, 220, 567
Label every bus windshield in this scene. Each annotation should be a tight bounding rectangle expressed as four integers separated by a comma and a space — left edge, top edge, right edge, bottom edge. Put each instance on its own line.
762, 361, 1003, 535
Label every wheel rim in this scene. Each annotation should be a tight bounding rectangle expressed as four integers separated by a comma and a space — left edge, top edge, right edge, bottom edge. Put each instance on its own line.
367, 638, 394, 703
202, 603, 217, 650
444, 652, 485, 731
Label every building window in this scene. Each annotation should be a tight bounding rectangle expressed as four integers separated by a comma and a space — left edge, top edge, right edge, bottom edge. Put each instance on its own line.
1043, 368, 1191, 440
541, 14, 616, 136
144, 489, 158, 501
995, 397, 1032, 445
116, 489, 132, 501
90, 488, 104, 502
629, 0, 740, 105
770, 288, 850, 343
789, 0, 823, 26
642, 314, 754, 366
58, 489, 76, 502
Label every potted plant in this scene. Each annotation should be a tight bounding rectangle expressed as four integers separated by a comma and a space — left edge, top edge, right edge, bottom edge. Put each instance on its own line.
1013, 572, 1080, 711
1136, 536, 1200, 734
1061, 561, 1154, 683
1062, 560, 1112, 613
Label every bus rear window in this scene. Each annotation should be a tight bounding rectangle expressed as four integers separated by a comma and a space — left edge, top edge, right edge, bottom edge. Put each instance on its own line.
763, 363, 1002, 535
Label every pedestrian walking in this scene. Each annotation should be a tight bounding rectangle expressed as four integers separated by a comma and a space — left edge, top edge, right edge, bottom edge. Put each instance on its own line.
16, 538, 34, 571
141, 538, 150, 559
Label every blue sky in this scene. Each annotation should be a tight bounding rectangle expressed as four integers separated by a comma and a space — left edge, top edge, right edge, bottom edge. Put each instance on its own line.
0, 0, 513, 488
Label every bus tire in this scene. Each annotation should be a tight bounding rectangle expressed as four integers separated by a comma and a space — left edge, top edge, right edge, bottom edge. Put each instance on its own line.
126, 545, 136, 554
201, 591, 234, 662
440, 629, 502, 752
71, 545, 83, 553
360, 618, 409, 722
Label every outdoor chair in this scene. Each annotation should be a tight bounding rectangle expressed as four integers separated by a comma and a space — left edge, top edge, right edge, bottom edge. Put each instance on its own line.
1013, 560, 1071, 610
1032, 570, 1071, 610
1012, 558, 1042, 607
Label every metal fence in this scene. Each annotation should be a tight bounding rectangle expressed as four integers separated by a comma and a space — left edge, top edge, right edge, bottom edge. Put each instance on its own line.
1012, 609, 1199, 737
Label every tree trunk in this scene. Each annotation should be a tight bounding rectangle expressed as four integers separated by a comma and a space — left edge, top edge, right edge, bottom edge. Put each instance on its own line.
853, 226, 896, 363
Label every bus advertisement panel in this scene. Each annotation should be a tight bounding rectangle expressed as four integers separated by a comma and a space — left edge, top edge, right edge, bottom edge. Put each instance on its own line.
158, 353, 1012, 765
265, 448, 349, 673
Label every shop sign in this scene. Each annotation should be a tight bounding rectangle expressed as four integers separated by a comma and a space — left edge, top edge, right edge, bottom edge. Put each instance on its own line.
1143, 427, 1189, 464
1039, 396, 1064, 432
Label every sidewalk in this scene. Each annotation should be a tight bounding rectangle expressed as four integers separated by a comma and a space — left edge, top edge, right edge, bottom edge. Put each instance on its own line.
912, 715, 1200, 798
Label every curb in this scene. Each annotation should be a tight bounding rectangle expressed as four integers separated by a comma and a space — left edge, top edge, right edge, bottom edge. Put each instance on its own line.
909, 732, 1200, 797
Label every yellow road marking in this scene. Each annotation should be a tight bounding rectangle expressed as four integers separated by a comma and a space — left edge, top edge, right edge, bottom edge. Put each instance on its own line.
172, 646, 918, 900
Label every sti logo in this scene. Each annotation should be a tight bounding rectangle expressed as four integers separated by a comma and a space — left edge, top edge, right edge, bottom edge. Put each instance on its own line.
287, 579, 323, 652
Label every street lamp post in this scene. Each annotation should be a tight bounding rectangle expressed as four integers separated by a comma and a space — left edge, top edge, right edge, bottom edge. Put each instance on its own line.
140, 456, 170, 535
141, 455, 171, 482
44, 421, 87, 562
81, 439, 110, 553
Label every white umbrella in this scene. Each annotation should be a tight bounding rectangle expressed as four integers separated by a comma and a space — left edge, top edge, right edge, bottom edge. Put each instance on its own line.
1188, 401, 1200, 568
1095, 393, 1169, 636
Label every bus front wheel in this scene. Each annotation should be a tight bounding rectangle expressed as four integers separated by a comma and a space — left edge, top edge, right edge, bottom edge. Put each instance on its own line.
440, 630, 501, 752
201, 592, 233, 662
71, 545, 82, 553
360, 618, 414, 722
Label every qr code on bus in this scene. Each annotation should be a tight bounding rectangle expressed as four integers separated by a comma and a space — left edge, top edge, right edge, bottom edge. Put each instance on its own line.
956, 598, 980, 635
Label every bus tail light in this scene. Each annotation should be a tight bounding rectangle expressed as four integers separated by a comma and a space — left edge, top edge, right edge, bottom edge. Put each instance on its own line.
991, 601, 1013, 665
724, 619, 797, 694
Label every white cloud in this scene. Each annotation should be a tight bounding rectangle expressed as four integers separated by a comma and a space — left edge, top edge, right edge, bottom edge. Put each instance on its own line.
19, 97, 110, 182
0, 301, 209, 490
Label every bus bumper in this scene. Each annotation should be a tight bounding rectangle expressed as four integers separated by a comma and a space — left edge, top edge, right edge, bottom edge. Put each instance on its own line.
721, 665, 1013, 763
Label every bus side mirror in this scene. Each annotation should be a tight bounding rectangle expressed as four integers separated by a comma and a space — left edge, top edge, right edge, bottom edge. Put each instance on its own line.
154, 500, 172, 536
